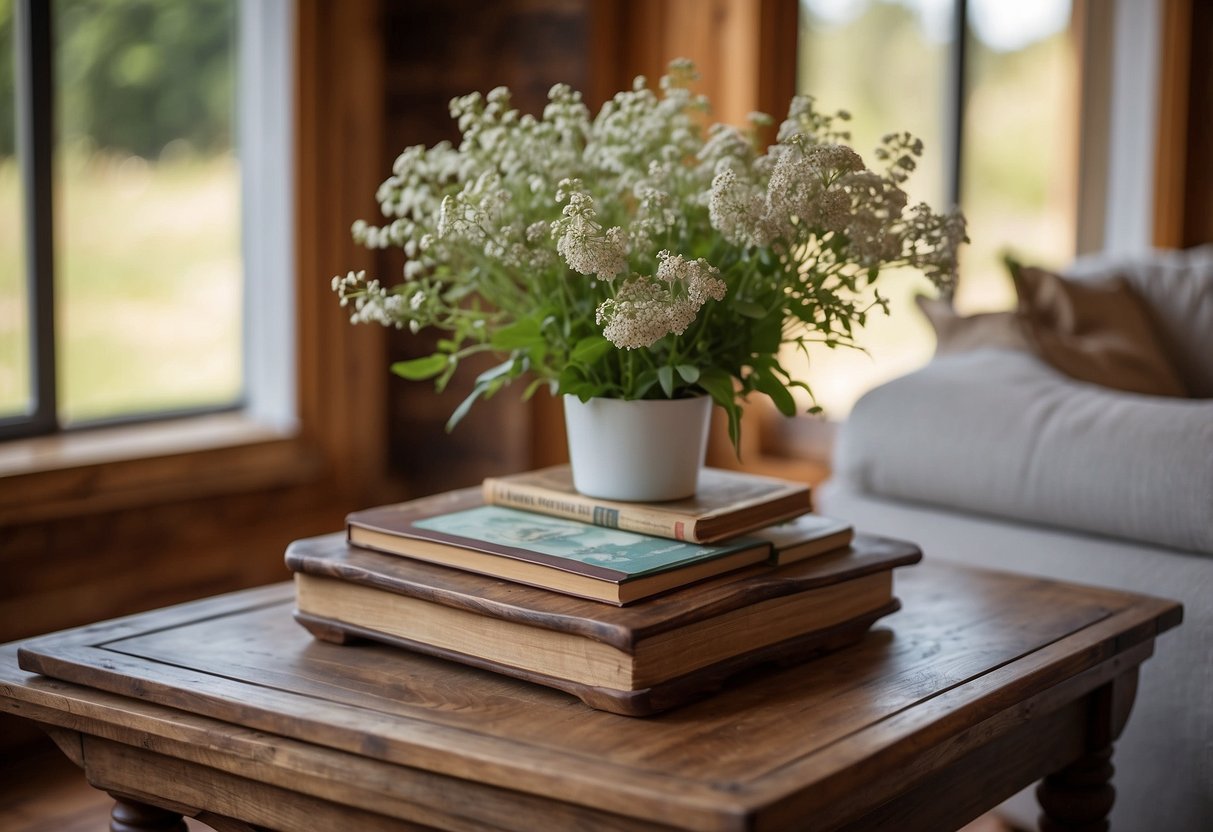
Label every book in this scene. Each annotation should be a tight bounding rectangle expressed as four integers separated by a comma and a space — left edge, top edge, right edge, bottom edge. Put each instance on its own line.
288, 531, 921, 715
761, 514, 854, 565
345, 488, 771, 605
481, 464, 812, 543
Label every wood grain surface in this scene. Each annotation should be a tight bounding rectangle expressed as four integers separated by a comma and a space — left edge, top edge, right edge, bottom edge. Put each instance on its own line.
5, 563, 1182, 832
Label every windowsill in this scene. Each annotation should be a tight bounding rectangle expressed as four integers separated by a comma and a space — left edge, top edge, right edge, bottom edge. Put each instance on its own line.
0, 412, 327, 525
0, 412, 288, 475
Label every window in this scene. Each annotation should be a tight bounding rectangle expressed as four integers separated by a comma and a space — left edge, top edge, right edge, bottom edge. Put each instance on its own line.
790, 0, 1077, 418
0, 0, 294, 440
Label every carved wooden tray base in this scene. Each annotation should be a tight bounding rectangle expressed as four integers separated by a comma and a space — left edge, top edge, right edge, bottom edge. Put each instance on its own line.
295, 599, 899, 716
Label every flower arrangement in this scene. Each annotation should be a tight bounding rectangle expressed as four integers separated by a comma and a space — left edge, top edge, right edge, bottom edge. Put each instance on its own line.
333, 60, 965, 448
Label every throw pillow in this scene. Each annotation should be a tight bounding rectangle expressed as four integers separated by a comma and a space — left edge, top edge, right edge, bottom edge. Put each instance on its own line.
914, 295, 1030, 355
1008, 263, 1189, 397
1065, 245, 1213, 398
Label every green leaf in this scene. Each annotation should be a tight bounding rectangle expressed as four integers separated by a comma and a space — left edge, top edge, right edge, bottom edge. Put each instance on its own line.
434, 361, 459, 394
753, 370, 796, 417
570, 335, 611, 365
474, 358, 518, 386
559, 364, 608, 400
490, 317, 543, 350
390, 354, 448, 381
696, 367, 734, 402
521, 377, 547, 401
733, 301, 766, 319
657, 365, 675, 398
445, 385, 486, 432
633, 369, 658, 399
559, 364, 586, 387
698, 367, 742, 453
560, 381, 598, 400
675, 364, 700, 384
751, 315, 783, 355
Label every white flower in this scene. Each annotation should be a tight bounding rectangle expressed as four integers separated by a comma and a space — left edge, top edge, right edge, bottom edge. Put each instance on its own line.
551, 181, 629, 279
595, 253, 725, 350
709, 167, 770, 247
335, 59, 966, 425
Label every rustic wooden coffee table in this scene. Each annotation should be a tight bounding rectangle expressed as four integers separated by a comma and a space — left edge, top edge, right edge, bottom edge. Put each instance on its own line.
0, 561, 1180, 832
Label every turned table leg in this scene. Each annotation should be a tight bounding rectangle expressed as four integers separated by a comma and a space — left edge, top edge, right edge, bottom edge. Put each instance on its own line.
108, 794, 188, 832
1037, 668, 1138, 832
1036, 745, 1115, 832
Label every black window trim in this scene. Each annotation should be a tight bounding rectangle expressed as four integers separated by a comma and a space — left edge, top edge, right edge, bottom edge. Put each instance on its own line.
6, 0, 56, 439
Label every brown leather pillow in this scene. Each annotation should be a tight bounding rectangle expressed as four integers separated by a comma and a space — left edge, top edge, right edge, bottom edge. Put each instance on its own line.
1009, 263, 1189, 397
915, 295, 1030, 355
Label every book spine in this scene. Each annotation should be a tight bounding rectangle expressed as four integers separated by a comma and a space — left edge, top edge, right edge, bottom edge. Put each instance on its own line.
482, 480, 698, 541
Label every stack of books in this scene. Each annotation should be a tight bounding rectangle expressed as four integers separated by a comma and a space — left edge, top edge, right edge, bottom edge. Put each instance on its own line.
287, 465, 920, 716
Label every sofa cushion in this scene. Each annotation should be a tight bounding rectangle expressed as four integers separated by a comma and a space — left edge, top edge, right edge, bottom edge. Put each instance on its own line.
1064, 245, 1213, 397
834, 349, 1213, 554
914, 295, 1029, 355
1010, 264, 1188, 397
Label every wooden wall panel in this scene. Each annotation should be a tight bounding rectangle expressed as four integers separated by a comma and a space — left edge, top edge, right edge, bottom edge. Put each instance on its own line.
1153, 0, 1213, 247
378, 0, 592, 492
592, 0, 797, 129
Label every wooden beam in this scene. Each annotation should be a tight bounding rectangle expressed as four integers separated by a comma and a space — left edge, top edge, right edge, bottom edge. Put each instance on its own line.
1153, 0, 1193, 248
295, 0, 394, 504
1182, 0, 1213, 245
1153, 0, 1213, 247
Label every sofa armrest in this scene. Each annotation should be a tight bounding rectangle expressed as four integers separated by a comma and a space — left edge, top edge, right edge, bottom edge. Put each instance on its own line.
834, 349, 1213, 554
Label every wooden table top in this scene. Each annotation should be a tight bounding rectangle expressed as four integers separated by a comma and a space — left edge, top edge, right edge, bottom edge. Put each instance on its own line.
1, 561, 1182, 832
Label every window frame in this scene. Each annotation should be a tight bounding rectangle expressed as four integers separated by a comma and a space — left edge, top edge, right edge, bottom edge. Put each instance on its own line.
5, 0, 55, 439
0, 0, 393, 524
3, 0, 293, 440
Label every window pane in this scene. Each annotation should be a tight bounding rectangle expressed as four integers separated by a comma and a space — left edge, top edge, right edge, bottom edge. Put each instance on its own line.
53, 0, 241, 424
0, 0, 31, 419
794, 0, 952, 418
957, 0, 1075, 313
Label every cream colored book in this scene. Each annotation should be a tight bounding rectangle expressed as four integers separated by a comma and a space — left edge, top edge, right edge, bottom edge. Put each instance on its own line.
482, 464, 812, 543
295, 570, 891, 691
760, 514, 854, 565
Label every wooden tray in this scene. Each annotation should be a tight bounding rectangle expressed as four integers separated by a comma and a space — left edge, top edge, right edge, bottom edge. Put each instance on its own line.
287, 532, 920, 714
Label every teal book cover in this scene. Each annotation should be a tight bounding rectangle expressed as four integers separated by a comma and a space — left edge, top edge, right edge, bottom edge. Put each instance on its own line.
413, 505, 759, 579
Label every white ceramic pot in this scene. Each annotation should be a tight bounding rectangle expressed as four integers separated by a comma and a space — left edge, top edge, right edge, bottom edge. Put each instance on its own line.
562, 394, 712, 502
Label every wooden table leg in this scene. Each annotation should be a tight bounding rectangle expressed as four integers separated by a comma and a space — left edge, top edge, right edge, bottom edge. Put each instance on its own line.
1036, 745, 1115, 832
1036, 667, 1138, 832
108, 794, 188, 832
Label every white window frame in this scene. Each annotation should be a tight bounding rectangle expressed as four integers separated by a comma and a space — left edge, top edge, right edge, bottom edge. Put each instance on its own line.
240, 0, 298, 432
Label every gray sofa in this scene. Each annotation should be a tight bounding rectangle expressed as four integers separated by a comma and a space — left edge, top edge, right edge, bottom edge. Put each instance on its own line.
817, 246, 1213, 831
